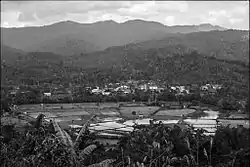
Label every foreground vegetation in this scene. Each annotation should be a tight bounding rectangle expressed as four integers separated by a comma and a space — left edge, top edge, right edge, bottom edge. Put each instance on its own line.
1, 114, 249, 167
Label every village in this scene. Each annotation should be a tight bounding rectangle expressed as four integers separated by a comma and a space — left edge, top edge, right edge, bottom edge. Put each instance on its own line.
2, 80, 225, 102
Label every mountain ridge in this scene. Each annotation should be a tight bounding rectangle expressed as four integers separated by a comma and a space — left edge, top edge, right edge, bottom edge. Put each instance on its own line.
0, 19, 226, 29
1, 19, 227, 56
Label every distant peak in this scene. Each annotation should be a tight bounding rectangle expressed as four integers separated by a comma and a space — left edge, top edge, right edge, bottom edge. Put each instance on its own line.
123, 19, 146, 23
198, 23, 225, 29
94, 20, 119, 24
123, 19, 156, 24
199, 23, 214, 27
65, 20, 79, 24
122, 19, 166, 26
53, 20, 81, 25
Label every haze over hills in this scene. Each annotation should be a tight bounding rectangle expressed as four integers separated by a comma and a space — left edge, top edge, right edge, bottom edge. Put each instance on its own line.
1, 19, 227, 56
1, 29, 248, 65
24, 35, 101, 56
1, 28, 248, 86
1, 44, 26, 63
68, 29, 249, 68
1, 19, 249, 88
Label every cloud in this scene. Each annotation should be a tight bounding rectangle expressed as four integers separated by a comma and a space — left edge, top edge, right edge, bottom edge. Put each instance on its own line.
18, 11, 38, 22
1, 1, 249, 29
165, 16, 175, 26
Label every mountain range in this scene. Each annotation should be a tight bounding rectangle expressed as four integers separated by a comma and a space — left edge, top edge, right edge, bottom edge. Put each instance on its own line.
1, 19, 249, 89
1, 19, 226, 56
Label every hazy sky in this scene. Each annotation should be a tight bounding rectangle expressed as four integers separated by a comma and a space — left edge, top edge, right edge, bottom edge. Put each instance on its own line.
1, 1, 249, 29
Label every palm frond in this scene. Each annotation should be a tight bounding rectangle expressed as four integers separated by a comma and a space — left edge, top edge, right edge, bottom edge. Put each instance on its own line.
127, 156, 131, 165
99, 159, 116, 167
186, 137, 191, 151
88, 159, 115, 167
63, 130, 74, 148
203, 148, 208, 161
52, 119, 68, 146
210, 137, 213, 149
74, 115, 96, 148
52, 120, 76, 155
79, 144, 97, 159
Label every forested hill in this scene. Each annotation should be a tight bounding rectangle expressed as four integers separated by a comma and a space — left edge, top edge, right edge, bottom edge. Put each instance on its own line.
2, 49, 249, 92
1, 28, 249, 91
1, 20, 226, 55
85, 29, 249, 64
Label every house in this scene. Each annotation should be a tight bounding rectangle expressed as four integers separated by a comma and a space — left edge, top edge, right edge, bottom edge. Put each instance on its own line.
170, 86, 177, 91
102, 89, 112, 96
201, 85, 208, 91
212, 84, 222, 90
139, 84, 148, 90
120, 85, 129, 90
91, 86, 102, 94
43, 92, 51, 97
149, 85, 158, 90
8, 90, 17, 96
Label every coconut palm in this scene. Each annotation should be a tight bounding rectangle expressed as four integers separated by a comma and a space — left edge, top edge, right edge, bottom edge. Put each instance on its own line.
50, 115, 116, 167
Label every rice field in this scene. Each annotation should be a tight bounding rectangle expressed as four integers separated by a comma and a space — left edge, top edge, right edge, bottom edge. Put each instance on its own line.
155, 109, 196, 116
119, 106, 160, 118
17, 103, 249, 137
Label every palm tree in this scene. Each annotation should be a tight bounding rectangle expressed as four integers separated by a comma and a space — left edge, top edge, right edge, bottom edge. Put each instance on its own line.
51, 115, 116, 166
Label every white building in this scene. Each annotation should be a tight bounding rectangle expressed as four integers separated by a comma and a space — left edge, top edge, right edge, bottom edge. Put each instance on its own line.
149, 85, 158, 90
91, 87, 102, 94
43, 92, 51, 97
139, 84, 148, 90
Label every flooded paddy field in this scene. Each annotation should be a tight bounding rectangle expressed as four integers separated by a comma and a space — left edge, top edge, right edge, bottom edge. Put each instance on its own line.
18, 103, 249, 138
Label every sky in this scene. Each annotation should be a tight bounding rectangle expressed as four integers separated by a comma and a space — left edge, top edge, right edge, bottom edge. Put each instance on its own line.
1, 1, 249, 30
